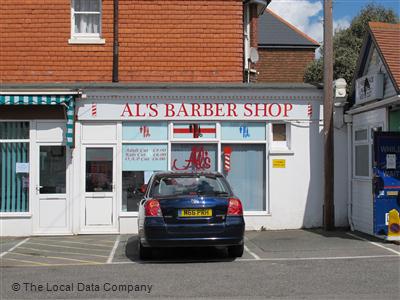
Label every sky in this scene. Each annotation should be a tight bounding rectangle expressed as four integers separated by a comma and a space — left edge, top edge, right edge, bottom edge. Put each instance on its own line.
268, 0, 400, 43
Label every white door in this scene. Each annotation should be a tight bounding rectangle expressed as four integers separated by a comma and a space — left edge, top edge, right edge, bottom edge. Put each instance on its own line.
34, 144, 71, 234
81, 146, 117, 233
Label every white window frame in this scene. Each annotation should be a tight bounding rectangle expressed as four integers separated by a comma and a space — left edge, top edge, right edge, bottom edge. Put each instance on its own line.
352, 124, 383, 179
69, 0, 105, 44
270, 122, 291, 151
353, 126, 370, 179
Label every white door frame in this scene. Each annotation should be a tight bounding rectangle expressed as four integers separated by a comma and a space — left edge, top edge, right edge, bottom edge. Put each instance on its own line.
32, 142, 72, 235
79, 144, 118, 234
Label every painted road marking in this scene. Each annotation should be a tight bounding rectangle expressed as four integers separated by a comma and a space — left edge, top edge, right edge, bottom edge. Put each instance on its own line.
1, 257, 51, 266
2, 254, 398, 268
9, 252, 103, 264
107, 235, 120, 264
0, 237, 29, 258
17, 246, 109, 258
236, 254, 399, 262
25, 242, 111, 252
346, 232, 400, 256
244, 244, 260, 260
33, 239, 113, 248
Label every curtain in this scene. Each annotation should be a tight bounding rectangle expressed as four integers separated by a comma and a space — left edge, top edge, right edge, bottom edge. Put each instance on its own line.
74, 0, 100, 34
223, 144, 266, 211
0, 143, 29, 212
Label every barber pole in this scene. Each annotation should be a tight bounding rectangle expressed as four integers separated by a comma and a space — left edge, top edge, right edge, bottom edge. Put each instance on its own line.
91, 103, 97, 117
307, 103, 312, 118
224, 146, 232, 173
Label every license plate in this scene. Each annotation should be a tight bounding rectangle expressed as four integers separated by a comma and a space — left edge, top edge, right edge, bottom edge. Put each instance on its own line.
179, 209, 212, 217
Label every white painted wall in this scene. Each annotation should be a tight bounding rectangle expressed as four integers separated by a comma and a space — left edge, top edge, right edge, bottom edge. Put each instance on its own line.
263, 120, 324, 229
0, 217, 32, 236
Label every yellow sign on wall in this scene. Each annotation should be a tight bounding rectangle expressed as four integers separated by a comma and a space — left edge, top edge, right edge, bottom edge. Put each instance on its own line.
272, 159, 286, 168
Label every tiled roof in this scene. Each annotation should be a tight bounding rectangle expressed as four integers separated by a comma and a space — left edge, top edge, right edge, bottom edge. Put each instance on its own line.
258, 9, 319, 48
369, 22, 400, 90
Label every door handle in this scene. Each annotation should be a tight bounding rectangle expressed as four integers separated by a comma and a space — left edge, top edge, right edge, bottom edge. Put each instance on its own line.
36, 185, 43, 194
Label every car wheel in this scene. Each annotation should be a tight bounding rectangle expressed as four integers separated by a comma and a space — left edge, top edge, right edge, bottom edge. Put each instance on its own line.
138, 240, 152, 260
227, 244, 244, 258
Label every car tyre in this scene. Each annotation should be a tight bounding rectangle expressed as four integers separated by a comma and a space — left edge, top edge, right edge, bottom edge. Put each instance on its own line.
138, 240, 152, 260
227, 244, 244, 258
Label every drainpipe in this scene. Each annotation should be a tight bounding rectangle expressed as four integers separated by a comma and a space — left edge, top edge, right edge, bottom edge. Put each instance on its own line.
346, 118, 355, 230
112, 0, 119, 82
243, 0, 270, 82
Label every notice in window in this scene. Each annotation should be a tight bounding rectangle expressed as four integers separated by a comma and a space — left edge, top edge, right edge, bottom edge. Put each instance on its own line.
386, 154, 396, 170
16, 162, 29, 173
123, 144, 167, 171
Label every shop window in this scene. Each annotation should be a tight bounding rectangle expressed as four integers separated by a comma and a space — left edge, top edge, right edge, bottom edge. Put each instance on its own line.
86, 148, 113, 192
222, 144, 266, 211
0, 122, 30, 213
355, 145, 369, 177
173, 123, 216, 139
0, 122, 29, 139
122, 122, 168, 141
171, 144, 217, 172
271, 123, 290, 148
122, 144, 167, 211
70, 0, 104, 43
221, 122, 265, 141
0, 143, 29, 212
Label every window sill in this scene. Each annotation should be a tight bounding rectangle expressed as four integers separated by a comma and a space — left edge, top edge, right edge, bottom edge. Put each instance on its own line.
269, 149, 294, 155
0, 212, 32, 218
68, 38, 105, 45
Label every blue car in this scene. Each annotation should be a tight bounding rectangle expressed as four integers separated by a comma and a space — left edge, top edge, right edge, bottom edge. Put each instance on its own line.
137, 172, 245, 259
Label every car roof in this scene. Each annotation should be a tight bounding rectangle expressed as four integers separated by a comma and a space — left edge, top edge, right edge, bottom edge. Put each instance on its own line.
153, 171, 223, 177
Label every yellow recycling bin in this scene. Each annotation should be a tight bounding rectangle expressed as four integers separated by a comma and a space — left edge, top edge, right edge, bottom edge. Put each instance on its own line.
387, 209, 400, 241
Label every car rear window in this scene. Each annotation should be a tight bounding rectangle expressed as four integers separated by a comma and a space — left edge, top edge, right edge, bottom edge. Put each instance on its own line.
149, 175, 231, 198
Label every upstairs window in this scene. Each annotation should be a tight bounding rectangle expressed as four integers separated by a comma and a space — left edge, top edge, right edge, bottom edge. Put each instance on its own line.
70, 0, 104, 44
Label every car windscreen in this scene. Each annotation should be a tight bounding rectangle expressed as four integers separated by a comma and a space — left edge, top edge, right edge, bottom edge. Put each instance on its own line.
149, 175, 231, 198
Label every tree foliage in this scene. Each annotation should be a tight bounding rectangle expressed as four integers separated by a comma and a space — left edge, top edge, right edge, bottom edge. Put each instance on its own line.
304, 3, 399, 88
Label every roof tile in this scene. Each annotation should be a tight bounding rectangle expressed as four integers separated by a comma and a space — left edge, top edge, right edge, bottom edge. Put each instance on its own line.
369, 22, 400, 90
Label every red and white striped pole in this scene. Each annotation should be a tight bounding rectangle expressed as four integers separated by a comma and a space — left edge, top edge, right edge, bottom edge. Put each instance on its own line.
224, 146, 232, 173
91, 103, 97, 117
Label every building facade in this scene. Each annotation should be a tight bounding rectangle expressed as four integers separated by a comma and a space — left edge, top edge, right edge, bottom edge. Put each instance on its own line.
0, 0, 343, 236
256, 9, 319, 83
347, 22, 400, 239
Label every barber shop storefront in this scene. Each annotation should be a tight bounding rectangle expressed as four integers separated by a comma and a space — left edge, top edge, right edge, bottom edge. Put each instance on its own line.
1, 85, 324, 235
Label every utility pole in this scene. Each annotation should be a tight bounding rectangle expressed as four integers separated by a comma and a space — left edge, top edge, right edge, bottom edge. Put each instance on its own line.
323, 0, 335, 230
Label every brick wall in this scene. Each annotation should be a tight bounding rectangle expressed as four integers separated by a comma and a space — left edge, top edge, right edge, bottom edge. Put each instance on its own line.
256, 48, 315, 83
0, 0, 243, 83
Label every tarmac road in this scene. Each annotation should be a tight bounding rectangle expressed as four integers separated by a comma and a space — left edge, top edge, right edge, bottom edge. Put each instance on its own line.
1, 229, 399, 299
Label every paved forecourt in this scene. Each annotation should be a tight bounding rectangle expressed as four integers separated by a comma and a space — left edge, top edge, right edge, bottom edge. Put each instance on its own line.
1, 230, 399, 267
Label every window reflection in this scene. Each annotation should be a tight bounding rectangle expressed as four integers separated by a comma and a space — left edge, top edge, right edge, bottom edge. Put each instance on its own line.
86, 148, 113, 192
40, 146, 66, 194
